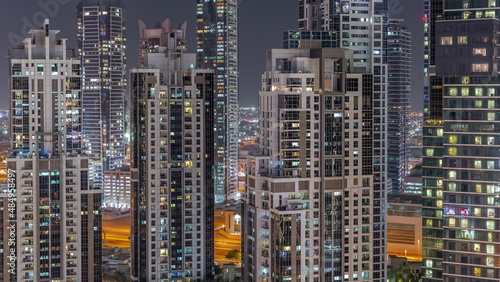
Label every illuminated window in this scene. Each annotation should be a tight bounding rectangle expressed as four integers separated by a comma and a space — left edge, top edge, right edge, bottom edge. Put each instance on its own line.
488, 88, 495, 96
487, 161, 495, 169
449, 135, 458, 144
474, 243, 481, 252
472, 63, 489, 72
448, 147, 457, 156
449, 182, 457, 191
487, 208, 495, 218
475, 100, 483, 108
474, 208, 481, 216
487, 244, 495, 253
489, 0, 496, 7
449, 170, 456, 179
475, 160, 482, 169
449, 87, 458, 96
488, 100, 495, 109
437, 200, 443, 208
460, 218, 468, 227
486, 221, 495, 230
437, 128, 443, 137
449, 218, 455, 227
473, 48, 487, 56
476, 184, 482, 193
487, 112, 495, 121
475, 136, 482, 144
487, 257, 494, 266
458, 36, 467, 44
487, 137, 494, 145
474, 267, 481, 277
426, 148, 434, 156
485, 10, 495, 17
475, 88, 483, 96
461, 87, 469, 96
440, 36, 453, 45
462, 77, 470, 84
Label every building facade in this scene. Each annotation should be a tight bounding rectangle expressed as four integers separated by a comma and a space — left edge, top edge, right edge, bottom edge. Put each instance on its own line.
298, 0, 388, 277
423, 0, 500, 281
387, 19, 412, 193
243, 46, 385, 281
77, 0, 127, 188
103, 165, 131, 208
130, 21, 214, 281
196, 0, 239, 203
4, 20, 101, 282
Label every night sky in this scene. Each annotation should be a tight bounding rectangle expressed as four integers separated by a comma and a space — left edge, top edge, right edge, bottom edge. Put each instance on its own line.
0, 0, 423, 110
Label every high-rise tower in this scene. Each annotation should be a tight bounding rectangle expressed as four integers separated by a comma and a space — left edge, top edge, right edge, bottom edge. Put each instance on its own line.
130, 20, 214, 281
77, 0, 127, 188
387, 19, 412, 192
3, 20, 102, 282
242, 44, 383, 282
196, 0, 239, 203
298, 0, 388, 277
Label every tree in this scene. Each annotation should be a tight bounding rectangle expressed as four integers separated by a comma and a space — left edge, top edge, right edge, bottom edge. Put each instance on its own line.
388, 263, 421, 282
225, 249, 242, 261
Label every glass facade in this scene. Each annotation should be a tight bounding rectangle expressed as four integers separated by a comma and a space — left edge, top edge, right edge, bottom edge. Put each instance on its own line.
196, 0, 239, 203
77, 0, 127, 188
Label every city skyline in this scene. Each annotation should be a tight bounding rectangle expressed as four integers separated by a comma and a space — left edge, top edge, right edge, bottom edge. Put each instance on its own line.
0, 0, 424, 110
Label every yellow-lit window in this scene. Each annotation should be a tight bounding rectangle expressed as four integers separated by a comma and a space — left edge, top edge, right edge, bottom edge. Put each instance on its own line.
448, 147, 457, 156
437, 179, 443, 187
474, 208, 481, 216
449, 135, 458, 144
472, 63, 489, 72
436, 190, 443, 198
185, 161, 193, 168
487, 185, 495, 193
475, 100, 483, 108
426, 189, 432, 197
485, 10, 495, 17
488, 100, 495, 108
475, 136, 482, 144
426, 219, 433, 227
488, 232, 493, 242
449, 87, 458, 96
474, 268, 481, 277
449, 218, 455, 227
474, 243, 481, 252
475, 88, 483, 96
461, 87, 469, 96
461, 218, 468, 227
475, 160, 482, 169
426, 148, 434, 156
437, 128, 443, 137
458, 36, 467, 44
437, 200, 443, 208
487, 244, 495, 253
440, 36, 453, 45
449, 170, 456, 179
462, 77, 470, 84
476, 184, 482, 193
473, 48, 487, 56
488, 112, 495, 121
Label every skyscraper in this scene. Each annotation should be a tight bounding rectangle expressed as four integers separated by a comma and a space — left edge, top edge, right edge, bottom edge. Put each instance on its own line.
196, 0, 239, 203
387, 19, 412, 192
298, 0, 388, 276
4, 20, 102, 281
77, 0, 127, 188
242, 45, 383, 281
423, 0, 500, 280
130, 20, 214, 281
